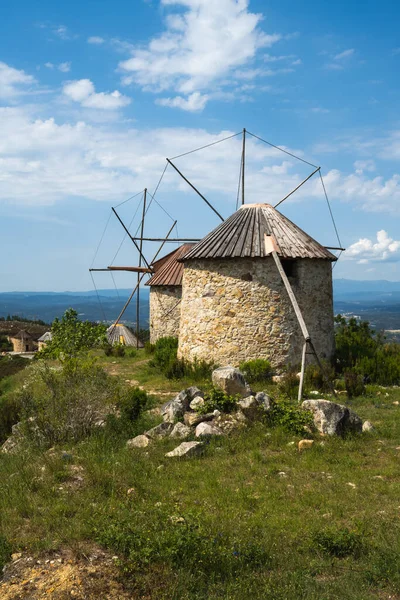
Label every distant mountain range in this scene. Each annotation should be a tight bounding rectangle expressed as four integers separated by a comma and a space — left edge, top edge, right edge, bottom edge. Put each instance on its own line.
1, 280, 399, 333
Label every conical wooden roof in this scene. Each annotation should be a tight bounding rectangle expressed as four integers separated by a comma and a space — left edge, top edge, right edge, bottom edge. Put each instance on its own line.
147, 244, 195, 286
107, 324, 144, 347
181, 203, 337, 261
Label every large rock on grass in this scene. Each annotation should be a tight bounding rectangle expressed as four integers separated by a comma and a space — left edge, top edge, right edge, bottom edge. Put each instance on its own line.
165, 441, 204, 458
170, 422, 192, 439
195, 422, 224, 438
145, 422, 173, 439
302, 399, 363, 436
162, 388, 204, 423
212, 366, 251, 398
126, 435, 151, 449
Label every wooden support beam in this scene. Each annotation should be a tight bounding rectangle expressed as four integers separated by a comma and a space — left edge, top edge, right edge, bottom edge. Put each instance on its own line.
166, 158, 224, 222
298, 342, 307, 403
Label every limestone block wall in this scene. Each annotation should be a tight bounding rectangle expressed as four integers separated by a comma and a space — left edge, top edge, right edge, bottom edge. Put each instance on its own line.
149, 286, 182, 343
9, 337, 35, 353
178, 257, 334, 369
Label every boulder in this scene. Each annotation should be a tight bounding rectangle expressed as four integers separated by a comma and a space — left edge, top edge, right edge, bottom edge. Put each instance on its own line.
195, 422, 224, 438
165, 441, 205, 458
298, 439, 314, 451
184, 412, 215, 427
127, 435, 151, 449
170, 422, 192, 439
302, 399, 363, 436
161, 388, 202, 423
145, 422, 174, 439
272, 375, 284, 384
186, 386, 204, 401
214, 413, 246, 434
237, 396, 263, 421
255, 392, 273, 412
362, 420, 374, 433
212, 366, 251, 398
190, 396, 205, 410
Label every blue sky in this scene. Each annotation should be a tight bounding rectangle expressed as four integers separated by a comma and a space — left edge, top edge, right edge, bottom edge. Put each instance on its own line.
1, 0, 400, 292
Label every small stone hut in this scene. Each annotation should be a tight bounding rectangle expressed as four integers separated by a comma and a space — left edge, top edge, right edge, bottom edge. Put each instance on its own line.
37, 332, 52, 351
9, 330, 35, 353
146, 244, 194, 343
177, 203, 337, 369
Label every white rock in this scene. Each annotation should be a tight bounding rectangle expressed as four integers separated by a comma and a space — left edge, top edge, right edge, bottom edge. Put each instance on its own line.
212, 366, 251, 398
165, 441, 204, 458
302, 399, 362, 436
362, 420, 374, 433
237, 396, 262, 420
189, 396, 205, 410
170, 422, 192, 439
184, 412, 214, 427
195, 422, 224, 438
126, 435, 150, 449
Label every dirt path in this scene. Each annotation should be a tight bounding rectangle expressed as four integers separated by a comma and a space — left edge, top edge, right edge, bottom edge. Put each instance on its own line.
1, 547, 134, 599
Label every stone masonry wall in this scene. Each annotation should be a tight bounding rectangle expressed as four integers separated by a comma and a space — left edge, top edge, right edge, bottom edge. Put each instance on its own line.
149, 286, 182, 343
178, 257, 334, 369
9, 337, 35, 353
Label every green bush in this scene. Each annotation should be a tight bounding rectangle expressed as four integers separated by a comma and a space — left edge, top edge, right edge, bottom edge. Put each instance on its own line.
277, 369, 299, 400
0, 392, 22, 444
149, 336, 178, 373
118, 387, 149, 422
113, 343, 126, 357
15, 359, 125, 447
239, 359, 272, 383
266, 398, 314, 435
144, 341, 155, 354
0, 355, 29, 381
344, 370, 365, 398
312, 528, 362, 558
197, 387, 237, 415
0, 335, 12, 352
304, 360, 335, 392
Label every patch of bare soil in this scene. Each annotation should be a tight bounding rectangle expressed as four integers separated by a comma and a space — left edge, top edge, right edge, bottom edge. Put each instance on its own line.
0, 546, 134, 599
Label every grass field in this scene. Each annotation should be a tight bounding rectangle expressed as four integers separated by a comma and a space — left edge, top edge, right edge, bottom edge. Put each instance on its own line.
0, 352, 400, 599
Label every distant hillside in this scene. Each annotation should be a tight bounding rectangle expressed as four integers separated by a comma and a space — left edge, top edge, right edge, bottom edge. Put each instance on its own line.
0, 290, 150, 326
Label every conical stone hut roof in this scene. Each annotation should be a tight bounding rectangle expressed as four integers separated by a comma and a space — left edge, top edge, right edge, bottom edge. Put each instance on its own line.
107, 324, 144, 347
180, 203, 337, 262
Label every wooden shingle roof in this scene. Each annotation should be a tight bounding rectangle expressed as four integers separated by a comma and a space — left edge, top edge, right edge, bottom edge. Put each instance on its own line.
180, 204, 337, 262
146, 244, 195, 286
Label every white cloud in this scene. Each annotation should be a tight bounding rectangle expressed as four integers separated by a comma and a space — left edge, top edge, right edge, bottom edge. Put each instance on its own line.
334, 49, 355, 60
354, 159, 375, 174
58, 62, 71, 73
54, 25, 72, 40
45, 61, 71, 72
118, 0, 282, 103
156, 91, 209, 111
0, 62, 36, 99
345, 230, 400, 263
62, 79, 131, 110
88, 36, 105, 45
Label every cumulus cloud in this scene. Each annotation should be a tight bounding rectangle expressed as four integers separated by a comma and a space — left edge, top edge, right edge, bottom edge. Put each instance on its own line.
58, 62, 71, 73
118, 0, 283, 109
88, 36, 105, 44
156, 92, 209, 111
62, 79, 131, 110
0, 62, 35, 99
345, 230, 400, 263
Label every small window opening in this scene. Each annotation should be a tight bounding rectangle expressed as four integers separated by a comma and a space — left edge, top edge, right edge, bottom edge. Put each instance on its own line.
282, 259, 296, 278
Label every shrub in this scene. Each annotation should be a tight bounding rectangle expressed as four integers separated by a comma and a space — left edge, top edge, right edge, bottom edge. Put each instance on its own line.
104, 344, 113, 357
118, 387, 149, 422
239, 359, 272, 383
40, 309, 107, 359
344, 370, 365, 398
113, 344, 126, 357
197, 386, 237, 414
16, 359, 124, 446
312, 528, 362, 558
149, 337, 178, 373
304, 360, 335, 392
277, 369, 299, 400
164, 357, 214, 381
0, 355, 29, 380
0, 393, 22, 444
0, 335, 12, 352
144, 341, 155, 354
266, 398, 314, 435
125, 348, 137, 359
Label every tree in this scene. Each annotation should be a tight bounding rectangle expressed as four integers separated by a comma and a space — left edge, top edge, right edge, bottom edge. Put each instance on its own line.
41, 309, 107, 359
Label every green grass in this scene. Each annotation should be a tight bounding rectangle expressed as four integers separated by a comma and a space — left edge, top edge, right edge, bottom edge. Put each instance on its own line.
1, 360, 400, 598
